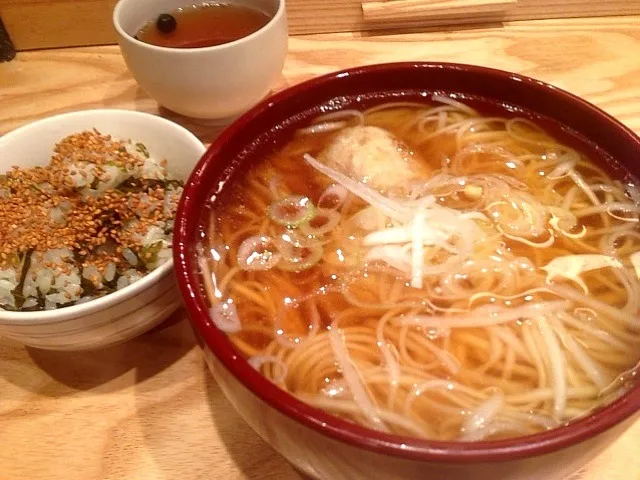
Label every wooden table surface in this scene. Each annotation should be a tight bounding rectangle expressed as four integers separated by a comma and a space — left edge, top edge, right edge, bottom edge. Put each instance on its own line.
1, 15, 640, 480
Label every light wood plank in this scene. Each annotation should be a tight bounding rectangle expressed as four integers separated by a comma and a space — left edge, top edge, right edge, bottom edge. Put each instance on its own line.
0, 16, 640, 480
0, 0, 118, 50
362, 0, 516, 23
2, 0, 640, 49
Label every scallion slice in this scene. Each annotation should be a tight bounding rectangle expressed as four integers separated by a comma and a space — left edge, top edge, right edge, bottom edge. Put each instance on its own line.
300, 208, 341, 237
268, 195, 315, 227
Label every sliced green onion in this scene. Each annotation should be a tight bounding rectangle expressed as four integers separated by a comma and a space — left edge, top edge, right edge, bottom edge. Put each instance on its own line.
268, 195, 315, 227
277, 244, 323, 272
318, 184, 349, 210
275, 233, 323, 272
237, 235, 281, 271
300, 208, 341, 237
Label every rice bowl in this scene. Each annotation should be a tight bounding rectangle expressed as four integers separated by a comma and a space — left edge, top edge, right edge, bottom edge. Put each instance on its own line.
1, 130, 183, 312
0, 109, 205, 350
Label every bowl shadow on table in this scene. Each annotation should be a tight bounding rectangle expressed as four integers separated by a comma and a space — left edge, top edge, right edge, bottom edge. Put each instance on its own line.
156, 106, 228, 145
131, 351, 307, 480
101, 79, 227, 145
203, 367, 311, 480
1, 309, 193, 397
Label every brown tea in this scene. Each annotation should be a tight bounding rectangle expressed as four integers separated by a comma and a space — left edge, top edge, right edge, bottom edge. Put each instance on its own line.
136, 3, 272, 49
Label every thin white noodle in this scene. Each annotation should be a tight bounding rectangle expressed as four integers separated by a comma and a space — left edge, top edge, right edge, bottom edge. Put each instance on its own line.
431, 94, 477, 115
329, 328, 388, 431
549, 284, 640, 329
536, 316, 567, 418
314, 109, 365, 125
297, 121, 348, 135
568, 170, 601, 206
552, 318, 610, 390
248, 356, 288, 384
301, 395, 430, 437
461, 394, 504, 441
402, 300, 570, 329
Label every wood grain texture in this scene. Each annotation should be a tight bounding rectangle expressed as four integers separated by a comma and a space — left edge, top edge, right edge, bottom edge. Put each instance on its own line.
361, 0, 516, 23
291, 0, 640, 36
298, 0, 640, 32
0, 0, 118, 50
1, 16, 640, 479
3, 0, 640, 49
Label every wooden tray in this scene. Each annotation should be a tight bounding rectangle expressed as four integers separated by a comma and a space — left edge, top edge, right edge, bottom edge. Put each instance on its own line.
2, 0, 640, 51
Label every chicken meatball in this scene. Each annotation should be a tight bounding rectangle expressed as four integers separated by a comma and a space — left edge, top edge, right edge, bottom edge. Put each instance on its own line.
319, 126, 429, 192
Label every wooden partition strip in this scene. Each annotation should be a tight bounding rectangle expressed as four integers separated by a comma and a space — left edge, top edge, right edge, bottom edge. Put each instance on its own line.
2, 0, 640, 50
362, 0, 517, 23
1, 0, 118, 51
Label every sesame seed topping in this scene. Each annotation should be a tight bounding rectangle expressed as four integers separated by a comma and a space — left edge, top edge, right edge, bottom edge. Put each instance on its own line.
0, 130, 182, 271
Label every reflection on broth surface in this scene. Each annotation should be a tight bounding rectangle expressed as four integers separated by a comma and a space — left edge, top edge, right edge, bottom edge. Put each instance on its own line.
197, 95, 640, 441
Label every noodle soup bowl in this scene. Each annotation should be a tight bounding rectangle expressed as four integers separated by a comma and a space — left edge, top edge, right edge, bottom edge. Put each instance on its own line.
174, 63, 640, 480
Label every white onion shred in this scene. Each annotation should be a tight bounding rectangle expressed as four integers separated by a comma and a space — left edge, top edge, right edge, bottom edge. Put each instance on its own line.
552, 319, 610, 390
403, 300, 570, 329
542, 254, 623, 293
318, 184, 349, 210
537, 316, 567, 418
547, 161, 577, 180
329, 327, 388, 431
549, 284, 640, 329
237, 235, 281, 271
248, 356, 288, 384
500, 229, 555, 248
631, 252, 640, 279
376, 317, 401, 408
210, 300, 241, 333
461, 394, 504, 441
403, 379, 456, 413
411, 209, 425, 289
568, 168, 601, 206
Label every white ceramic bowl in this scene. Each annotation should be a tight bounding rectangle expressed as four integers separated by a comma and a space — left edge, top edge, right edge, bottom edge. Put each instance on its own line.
0, 109, 206, 350
113, 0, 288, 121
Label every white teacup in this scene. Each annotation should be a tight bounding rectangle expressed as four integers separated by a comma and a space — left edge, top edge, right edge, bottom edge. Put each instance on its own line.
113, 0, 288, 121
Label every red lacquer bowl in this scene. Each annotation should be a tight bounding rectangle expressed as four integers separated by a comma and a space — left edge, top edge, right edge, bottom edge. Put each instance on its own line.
174, 63, 640, 480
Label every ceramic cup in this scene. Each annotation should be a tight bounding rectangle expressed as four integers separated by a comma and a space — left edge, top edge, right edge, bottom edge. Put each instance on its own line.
113, 0, 288, 121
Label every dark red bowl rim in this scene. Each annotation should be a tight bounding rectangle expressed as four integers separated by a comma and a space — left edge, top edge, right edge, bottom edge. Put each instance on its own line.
174, 62, 640, 463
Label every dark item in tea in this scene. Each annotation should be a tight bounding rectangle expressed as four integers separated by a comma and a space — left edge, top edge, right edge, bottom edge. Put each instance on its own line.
135, 3, 272, 49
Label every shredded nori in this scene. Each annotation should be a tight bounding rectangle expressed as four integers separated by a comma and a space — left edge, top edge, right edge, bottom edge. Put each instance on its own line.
11, 249, 33, 309
80, 276, 97, 295
20, 291, 46, 312
89, 175, 100, 190
73, 248, 88, 265
116, 177, 182, 194
135, 142, 150, 158
102, 274, 119, 291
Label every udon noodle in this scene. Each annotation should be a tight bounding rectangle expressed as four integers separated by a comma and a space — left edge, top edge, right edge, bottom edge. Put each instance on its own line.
198, 95, 640, 441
